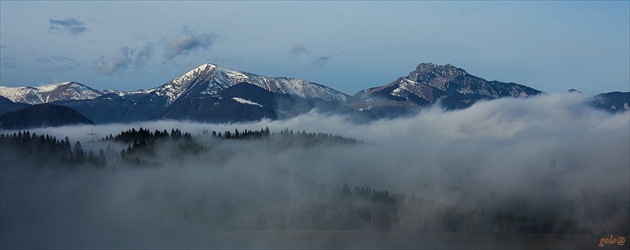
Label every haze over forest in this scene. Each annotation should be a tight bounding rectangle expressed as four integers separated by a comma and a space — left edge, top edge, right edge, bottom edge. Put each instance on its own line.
1, 93, 628, 248
1, 1, 629, 249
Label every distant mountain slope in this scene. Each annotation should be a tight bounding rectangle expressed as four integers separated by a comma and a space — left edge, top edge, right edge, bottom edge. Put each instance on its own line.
53, 93, 164, 124
0, 81, 103, 104
159, 82, 354, 122
0, 104, 94, 130
0, 96, 30, 115
158, 83, 278, 122
351, 63, 542, 111
588, 91, 630, 112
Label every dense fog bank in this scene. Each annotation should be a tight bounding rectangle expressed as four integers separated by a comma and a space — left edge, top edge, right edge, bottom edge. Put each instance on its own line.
1, 93, 628, 248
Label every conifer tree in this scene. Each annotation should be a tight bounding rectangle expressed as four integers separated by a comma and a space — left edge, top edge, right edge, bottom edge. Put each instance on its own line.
74, 141, 85, 164
97, 149, 106, 166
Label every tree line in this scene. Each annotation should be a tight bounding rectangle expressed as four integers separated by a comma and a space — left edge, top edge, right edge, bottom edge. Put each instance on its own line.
0, 131, 105, 167
204, 127, 359, 146
104, 127, 199, 165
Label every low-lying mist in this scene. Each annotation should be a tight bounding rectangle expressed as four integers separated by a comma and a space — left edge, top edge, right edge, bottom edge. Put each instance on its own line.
1, 93, 628, 249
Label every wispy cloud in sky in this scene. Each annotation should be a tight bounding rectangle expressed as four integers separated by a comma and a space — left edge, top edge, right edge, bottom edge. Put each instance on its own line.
53, 55, 75, 62
164, 27, 218, 60
289, 44, 339, 69
288, 43, 308, 60
48, 18, 88, 35
51, 55, 76, 63
311, 55, 332, 68
38, 55, 77, 70
93, 43, 155, 75
93, 47, 133, 75
38, 55, 76, 63
134, 43, 155, 67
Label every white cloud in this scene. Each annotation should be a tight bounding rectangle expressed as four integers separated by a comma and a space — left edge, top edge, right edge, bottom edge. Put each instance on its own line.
164, 27, 218, 60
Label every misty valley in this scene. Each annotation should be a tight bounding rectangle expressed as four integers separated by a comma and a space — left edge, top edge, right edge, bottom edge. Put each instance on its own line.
2, 0, 629, 248
1, 94, 629, 249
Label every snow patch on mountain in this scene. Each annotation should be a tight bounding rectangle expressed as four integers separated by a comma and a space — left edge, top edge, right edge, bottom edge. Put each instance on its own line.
101, 89, 126, 96
231, 97, 263, 107
215, 65, 249, 83
0, 86, 39, 104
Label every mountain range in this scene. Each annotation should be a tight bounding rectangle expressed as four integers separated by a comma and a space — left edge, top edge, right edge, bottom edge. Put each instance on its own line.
1, 62, 628, 128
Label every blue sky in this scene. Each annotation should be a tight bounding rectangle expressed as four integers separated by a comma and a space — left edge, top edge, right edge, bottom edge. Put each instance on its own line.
1, 1, 628, 95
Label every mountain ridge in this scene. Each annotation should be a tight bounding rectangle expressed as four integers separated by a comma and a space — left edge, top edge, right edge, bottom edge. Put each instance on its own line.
0, 81, 103, 105
1, 62, 627, 125
0, 103, 94, 129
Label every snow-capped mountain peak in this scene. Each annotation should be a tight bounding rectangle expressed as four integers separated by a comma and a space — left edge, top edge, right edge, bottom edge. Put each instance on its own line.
150, 63, 249, 105
351, 63, 542, 111
0, 81, 103, 104
150, 63, 348, 106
